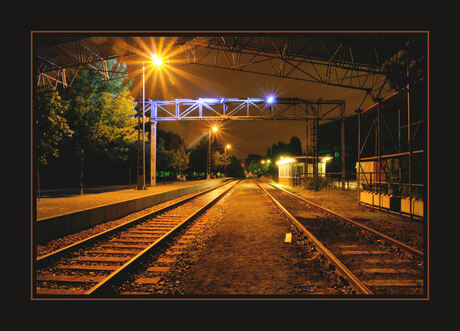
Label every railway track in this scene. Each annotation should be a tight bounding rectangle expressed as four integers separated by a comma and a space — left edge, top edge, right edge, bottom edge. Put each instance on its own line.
256, 181, 425, 296
35, 179, 239, 297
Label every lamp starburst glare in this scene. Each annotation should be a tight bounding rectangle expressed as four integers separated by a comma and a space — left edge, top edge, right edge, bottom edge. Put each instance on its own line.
152, 53, 163, 67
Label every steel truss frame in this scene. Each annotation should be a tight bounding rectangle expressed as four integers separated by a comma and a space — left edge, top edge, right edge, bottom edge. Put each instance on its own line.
35, 37, 133, 88
35, 34, 402, 101
177, 36, 390, 97
133, 97, 344, 121
133, 97, 347, 187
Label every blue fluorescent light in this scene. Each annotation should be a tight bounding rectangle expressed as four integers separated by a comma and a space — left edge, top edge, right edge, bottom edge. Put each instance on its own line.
198, 98, 219, 103
266, 95, 275, 103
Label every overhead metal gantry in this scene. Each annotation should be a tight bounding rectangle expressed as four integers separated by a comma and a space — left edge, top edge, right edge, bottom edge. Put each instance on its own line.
34, 35, 134, 88
34, 33, 415, 101
134, 97, 344, 121
175, 35, 398, 98
133, 96, 346, 187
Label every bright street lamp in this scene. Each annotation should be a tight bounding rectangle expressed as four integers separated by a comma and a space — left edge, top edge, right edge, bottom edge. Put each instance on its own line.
151, 53, 163, 67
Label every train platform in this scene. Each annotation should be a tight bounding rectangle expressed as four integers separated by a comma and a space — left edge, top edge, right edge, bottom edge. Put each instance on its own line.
36, 178, 228, 244
37, 179, 226, 220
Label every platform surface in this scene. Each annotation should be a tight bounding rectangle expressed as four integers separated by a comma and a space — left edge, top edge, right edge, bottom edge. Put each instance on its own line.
37, 179, 226, 220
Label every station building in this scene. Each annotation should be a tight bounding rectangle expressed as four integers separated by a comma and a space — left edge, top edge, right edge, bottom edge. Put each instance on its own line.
277, 156, 327, 186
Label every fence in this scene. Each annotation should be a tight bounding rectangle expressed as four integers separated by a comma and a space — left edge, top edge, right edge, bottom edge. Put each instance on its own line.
293, 172, 357, 190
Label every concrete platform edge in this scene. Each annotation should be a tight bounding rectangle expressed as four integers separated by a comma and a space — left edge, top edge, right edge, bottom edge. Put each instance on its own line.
36, 179, 227, 244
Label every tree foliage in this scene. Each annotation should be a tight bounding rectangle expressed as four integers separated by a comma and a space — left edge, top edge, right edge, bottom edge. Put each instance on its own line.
245, 136, 302, 177
61, 65, 137, 161
169, 146, 190, 174
36, 86, 73, 166
156, 129, 189, 175
213, 151, 230, 171
266, 136, 303, 162
382, 36, 426, 90
36, 60, 137, 190
226, 156, 246, 178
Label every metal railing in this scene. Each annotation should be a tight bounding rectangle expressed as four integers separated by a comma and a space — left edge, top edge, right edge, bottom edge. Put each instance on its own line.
293, 172, 357, 190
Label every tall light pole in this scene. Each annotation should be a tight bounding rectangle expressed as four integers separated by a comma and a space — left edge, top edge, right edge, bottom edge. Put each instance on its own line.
137, 53, 164, 190
137, 59, 146, 190
207, 125, 218, 179
224, 144, 231, 177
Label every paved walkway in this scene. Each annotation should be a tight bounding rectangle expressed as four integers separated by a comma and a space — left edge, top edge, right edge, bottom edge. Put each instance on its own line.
37, 179, 226, 220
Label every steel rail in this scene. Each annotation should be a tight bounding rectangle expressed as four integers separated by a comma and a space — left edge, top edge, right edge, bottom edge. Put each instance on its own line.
255, 181, 373, 295
86, 179, 241, 296
36, 179, 236, 267
271, 183, 423, 257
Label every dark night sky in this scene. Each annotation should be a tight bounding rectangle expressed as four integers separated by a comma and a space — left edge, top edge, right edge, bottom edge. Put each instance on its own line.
127, 46, 385, 160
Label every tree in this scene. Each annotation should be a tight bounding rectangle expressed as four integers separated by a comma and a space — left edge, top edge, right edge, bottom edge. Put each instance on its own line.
188, 137, 208, 176
268, 136, 303, 163
155, 129, 188, 179
248, 158, 262, 177
288, 136, 302, 155
382, 36, 426, 90
61, 61, 136, 194
36, 86, 73, 166
226, 156, 246, 178
245, 154, 261, 170
169, 146, 190, 175
35, 86, 73, 197
213, 150, 230, 173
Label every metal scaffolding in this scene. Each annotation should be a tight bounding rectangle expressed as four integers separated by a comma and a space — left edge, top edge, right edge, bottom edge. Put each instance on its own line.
356, 79, 426, 220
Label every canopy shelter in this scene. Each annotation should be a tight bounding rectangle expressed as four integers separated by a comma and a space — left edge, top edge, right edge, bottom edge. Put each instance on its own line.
34, 33, 420, 100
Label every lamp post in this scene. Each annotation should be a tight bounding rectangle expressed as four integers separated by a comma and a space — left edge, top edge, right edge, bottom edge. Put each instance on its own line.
137, 59, 146, 190
224, 144, 231, 176
137, 53, 163, 190
207, 125, 218, 179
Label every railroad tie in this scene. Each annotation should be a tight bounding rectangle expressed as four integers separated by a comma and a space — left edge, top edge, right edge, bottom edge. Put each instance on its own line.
134, 276, 162, 284
363, 279, 423, 287
340, 250, 388, 255
147, 266, 170, 273
36, 288, 87, 295
73, 256, 127, 262
362, 268, 418, 274
36, 274, 105, 283
55, 264, 118, 271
